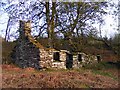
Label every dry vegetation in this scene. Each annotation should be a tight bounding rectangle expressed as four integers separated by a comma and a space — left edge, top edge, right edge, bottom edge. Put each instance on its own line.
1, 63, 119, 88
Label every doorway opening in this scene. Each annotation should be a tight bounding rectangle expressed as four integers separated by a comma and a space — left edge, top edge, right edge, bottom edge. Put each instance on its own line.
78, 54, 82, 62
97, 55, 101, 63
66, 53, 73, 69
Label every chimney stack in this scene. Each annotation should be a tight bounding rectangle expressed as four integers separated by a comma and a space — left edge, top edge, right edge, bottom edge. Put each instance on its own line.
19, 20, 31, 37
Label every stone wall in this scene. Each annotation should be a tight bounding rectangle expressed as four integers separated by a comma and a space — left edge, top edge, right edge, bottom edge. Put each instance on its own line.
73, 55, 80, 68
39, 49, 58, 68
59, 50, 68, 62
73, 52, 98, 68
52, 62, 66, 69
11, 20, 41, 69
50, 50, 73, 69
51, 50, 67, 69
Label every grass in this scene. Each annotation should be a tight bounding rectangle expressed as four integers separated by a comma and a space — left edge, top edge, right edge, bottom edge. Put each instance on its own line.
83, 61, 118, 70
83, 61, 118, 80
92, 70, 118, 80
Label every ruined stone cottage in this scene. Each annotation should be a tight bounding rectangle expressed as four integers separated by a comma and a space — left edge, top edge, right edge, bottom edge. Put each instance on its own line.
11, 20, 100, 70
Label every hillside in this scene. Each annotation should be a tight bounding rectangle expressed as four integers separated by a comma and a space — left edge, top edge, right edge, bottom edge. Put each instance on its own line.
2, 64, 119, 88
1, 38, 119, 88
2, 40, 16, 64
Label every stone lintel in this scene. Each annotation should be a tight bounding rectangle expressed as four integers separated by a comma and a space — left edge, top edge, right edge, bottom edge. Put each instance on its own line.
77, 52, 86, 55
60, 50, 70, 54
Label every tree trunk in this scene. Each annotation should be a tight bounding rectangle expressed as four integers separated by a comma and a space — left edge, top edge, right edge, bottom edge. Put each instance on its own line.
45, 1, 56, 48
45, 2, 51, 48
5, 18, 10, 42
50, 2, 56, 48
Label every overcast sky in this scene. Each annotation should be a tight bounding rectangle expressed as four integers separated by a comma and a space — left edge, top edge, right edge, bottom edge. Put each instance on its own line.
0, 0, 119, 41
95, 0, 118, 38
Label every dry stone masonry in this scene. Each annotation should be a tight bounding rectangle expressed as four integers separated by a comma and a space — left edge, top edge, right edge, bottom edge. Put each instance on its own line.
11, 20, 100, 70
11, 20, 41, 69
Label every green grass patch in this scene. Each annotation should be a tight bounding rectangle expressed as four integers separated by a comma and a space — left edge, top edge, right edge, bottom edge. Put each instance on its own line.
79, 84, 90, 88
92, 70, 118, 80
39, 68, 69, 72
83, 61, 118, 70
82, 61, 118, 80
